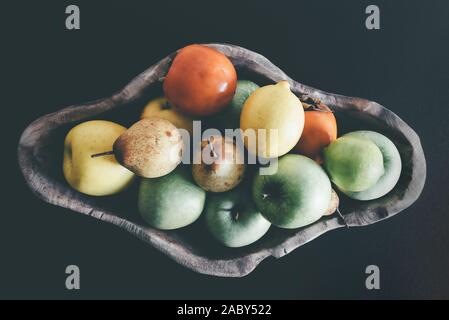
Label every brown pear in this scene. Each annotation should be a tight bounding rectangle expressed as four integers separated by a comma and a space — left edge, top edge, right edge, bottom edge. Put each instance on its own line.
192, 135, 245, 192
113, 118, 183, 178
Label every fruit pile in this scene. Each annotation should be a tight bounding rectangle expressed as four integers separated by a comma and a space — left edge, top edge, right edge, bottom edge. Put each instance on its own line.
63, 44, 402, 248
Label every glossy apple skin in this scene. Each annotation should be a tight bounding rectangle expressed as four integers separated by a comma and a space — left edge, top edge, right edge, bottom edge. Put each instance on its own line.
205, 187, 271, 248
252, 154, 331, 229
138, 166, 206, 230
323, 136, 384, 192
340, 131, 402, 200
163, 44, 237, 116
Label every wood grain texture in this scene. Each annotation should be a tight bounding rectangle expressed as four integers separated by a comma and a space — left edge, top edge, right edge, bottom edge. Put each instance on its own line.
17, 44, 426, 277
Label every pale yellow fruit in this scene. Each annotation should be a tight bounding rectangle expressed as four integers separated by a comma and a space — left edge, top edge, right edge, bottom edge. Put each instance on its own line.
141, 97, 194, 135
240, 81, 304, 158
63, 120, 135, 196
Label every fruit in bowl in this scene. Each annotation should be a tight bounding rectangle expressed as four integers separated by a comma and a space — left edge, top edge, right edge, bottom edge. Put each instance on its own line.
323, 136, 384, 192
338, 131, 402, 200
107, 118, 184, 178
163, 44, 237, 116
192, 135, 245, 192
19, 43, 424, 277
59, 44, 406, 257
141, 97, 195, 135
252, 154, 332, 229
240, 81, 304, 158
204, 186, 271, 248
63, 120, 135, 196
293, 101, 337, 163
139, 166, 206, 230
214, 80, 260, 131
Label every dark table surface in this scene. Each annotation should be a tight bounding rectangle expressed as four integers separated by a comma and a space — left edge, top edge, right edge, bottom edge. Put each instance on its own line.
2, 0, 449, 299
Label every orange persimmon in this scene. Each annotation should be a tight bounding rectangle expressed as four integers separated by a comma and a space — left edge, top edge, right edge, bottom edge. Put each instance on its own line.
163, 44, 237, 116
293, 109, 337, 163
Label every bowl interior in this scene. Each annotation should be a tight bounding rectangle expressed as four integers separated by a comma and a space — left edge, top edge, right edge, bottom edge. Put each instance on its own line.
32, 65, 414, 260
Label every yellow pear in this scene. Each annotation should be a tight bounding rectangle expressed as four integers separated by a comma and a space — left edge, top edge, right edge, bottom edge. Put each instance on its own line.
240, 81, 304, 158
141, 97, 194, 135
63, 120, 135, 196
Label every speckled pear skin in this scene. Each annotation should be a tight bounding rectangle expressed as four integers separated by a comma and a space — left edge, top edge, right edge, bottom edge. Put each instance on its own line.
192, 135, 245, 192
113, 118, 183, 178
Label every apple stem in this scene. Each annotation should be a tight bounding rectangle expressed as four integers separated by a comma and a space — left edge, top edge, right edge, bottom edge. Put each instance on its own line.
336, 207, 349, 228
91, 150, 114, 158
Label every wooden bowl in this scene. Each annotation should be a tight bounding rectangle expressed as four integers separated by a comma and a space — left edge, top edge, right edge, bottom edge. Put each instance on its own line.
17, 44, 426, 277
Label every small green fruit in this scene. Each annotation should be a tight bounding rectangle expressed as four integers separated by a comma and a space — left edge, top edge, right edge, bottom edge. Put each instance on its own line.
205, 187, 271, 248
341, 131, 402, 200
138, 166, 206, 230
213, 80, 260, 131
323, 136, 384, 192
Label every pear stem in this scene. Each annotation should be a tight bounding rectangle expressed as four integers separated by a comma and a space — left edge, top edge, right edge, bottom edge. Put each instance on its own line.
91, 150, 114, 158
336, 207, 349, 228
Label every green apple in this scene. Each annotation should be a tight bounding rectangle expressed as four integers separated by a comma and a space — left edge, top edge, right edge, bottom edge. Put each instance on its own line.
323, 136, 384, 192
340, 131, 402, 200
205, 186, 271, 248
138, 166, 206, 230
252, 154, 331, 229
63, 120, 135, 196
213, 80, 259, 131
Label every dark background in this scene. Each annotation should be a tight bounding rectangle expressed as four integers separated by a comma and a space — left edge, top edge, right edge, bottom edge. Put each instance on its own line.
2, 0, 449, 299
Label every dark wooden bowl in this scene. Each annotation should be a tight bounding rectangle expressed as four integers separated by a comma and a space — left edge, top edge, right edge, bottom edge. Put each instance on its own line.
17, 44, 426, 277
